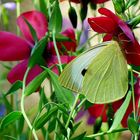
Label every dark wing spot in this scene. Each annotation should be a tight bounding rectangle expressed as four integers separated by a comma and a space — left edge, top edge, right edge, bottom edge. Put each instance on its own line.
81, 69, 87, 76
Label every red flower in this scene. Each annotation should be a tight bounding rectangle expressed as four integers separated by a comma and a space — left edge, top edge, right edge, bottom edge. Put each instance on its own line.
88, 104, 107, 122
0, 11, 76, 85
87, 76, 140, 127
88, 8, 140, 66
88, 92, 139, 127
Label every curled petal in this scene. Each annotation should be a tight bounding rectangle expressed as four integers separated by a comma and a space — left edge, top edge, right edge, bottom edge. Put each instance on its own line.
7, 59, 43, 85
122, 40, 140, 66
17, 11, 48, 43
99, 8, 134, 42
103, 34, 113, 41
0, 31, 30, 61
88, 17, 117, 33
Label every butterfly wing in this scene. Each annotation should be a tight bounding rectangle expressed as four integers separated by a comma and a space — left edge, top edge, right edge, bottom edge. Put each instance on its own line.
59, 41, 111, 92
82, 41, 128, 103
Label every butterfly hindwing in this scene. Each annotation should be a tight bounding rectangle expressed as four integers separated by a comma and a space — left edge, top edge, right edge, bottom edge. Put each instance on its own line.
82, 41, 128, 103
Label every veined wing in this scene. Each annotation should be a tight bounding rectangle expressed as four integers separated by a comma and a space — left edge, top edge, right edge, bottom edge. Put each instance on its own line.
82, 41, 128, 103
59, 41, 112, 92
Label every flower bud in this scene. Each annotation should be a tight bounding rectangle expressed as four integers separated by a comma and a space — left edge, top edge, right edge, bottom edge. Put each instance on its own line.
68, 6, 77, 28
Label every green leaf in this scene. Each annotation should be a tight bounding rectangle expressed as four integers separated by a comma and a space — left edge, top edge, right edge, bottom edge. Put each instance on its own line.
48, 119, 56, 133
2, 93, 13, 112
24, 18, 38, 43
34, 106, 58, 130
28, 36, 48, 68
112, 0, 125, 14
125, 0, 139, 9
109, 91, 131, 132
94, 117, 102, 133
56, 118, 67, 137
48, 0, 62, 33
0, 111, 22, 129
44, 67, 74, 106
49, 33, 71, 42
39, 0, 48, 18
25, 70, 48, 96
72, 122, 82, 134
127, 117, 139, 134
39, 88, 49, 110
5, 81, 22, 96
18, 115, 24, 134
70, 132, 86, 140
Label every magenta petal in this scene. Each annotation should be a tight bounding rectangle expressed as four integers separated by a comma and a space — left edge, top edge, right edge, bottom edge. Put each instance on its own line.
118, 21, 134, 43
47, 55, 75, 74
17, 10, 48, 43
0, 31, 30, 61
7, 59, 43, 85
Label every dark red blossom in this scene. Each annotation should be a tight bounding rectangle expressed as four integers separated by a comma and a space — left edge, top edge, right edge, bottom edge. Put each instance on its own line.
0, 11, 76, 85
88, 8, 140, 66
88, 93, 139, 127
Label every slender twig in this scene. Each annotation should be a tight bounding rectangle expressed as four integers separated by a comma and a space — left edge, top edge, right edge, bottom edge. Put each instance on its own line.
130, 67, 136, 121
52, 32, 63, 72
85, 128, 128, 138
20, 68, 38, 140
16, 0, 20, 35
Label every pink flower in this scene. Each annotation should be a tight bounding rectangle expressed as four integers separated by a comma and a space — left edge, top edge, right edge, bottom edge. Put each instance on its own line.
0, 11, 76, 85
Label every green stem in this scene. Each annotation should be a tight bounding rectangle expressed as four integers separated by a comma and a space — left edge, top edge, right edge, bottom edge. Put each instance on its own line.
133, 69, 140, 75
86, 128, 128, 138
130, 67, 139, 140
16, 1, 20, 35
65, 94, 80, 129
130, 67, 136, 121
76, 98, 86, 112
52, 31, 63, 140
52, 32, 63, 72
129, 14, 140, 27
46, 0, 51, 19
20, 68, 38, 140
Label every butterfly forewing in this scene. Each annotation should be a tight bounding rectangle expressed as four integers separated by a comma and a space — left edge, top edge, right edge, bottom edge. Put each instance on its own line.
59, 41, 111, 92
82, 41, 128, 103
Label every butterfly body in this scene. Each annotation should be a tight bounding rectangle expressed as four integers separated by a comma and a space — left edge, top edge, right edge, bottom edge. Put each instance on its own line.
59, 41, 128, 103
